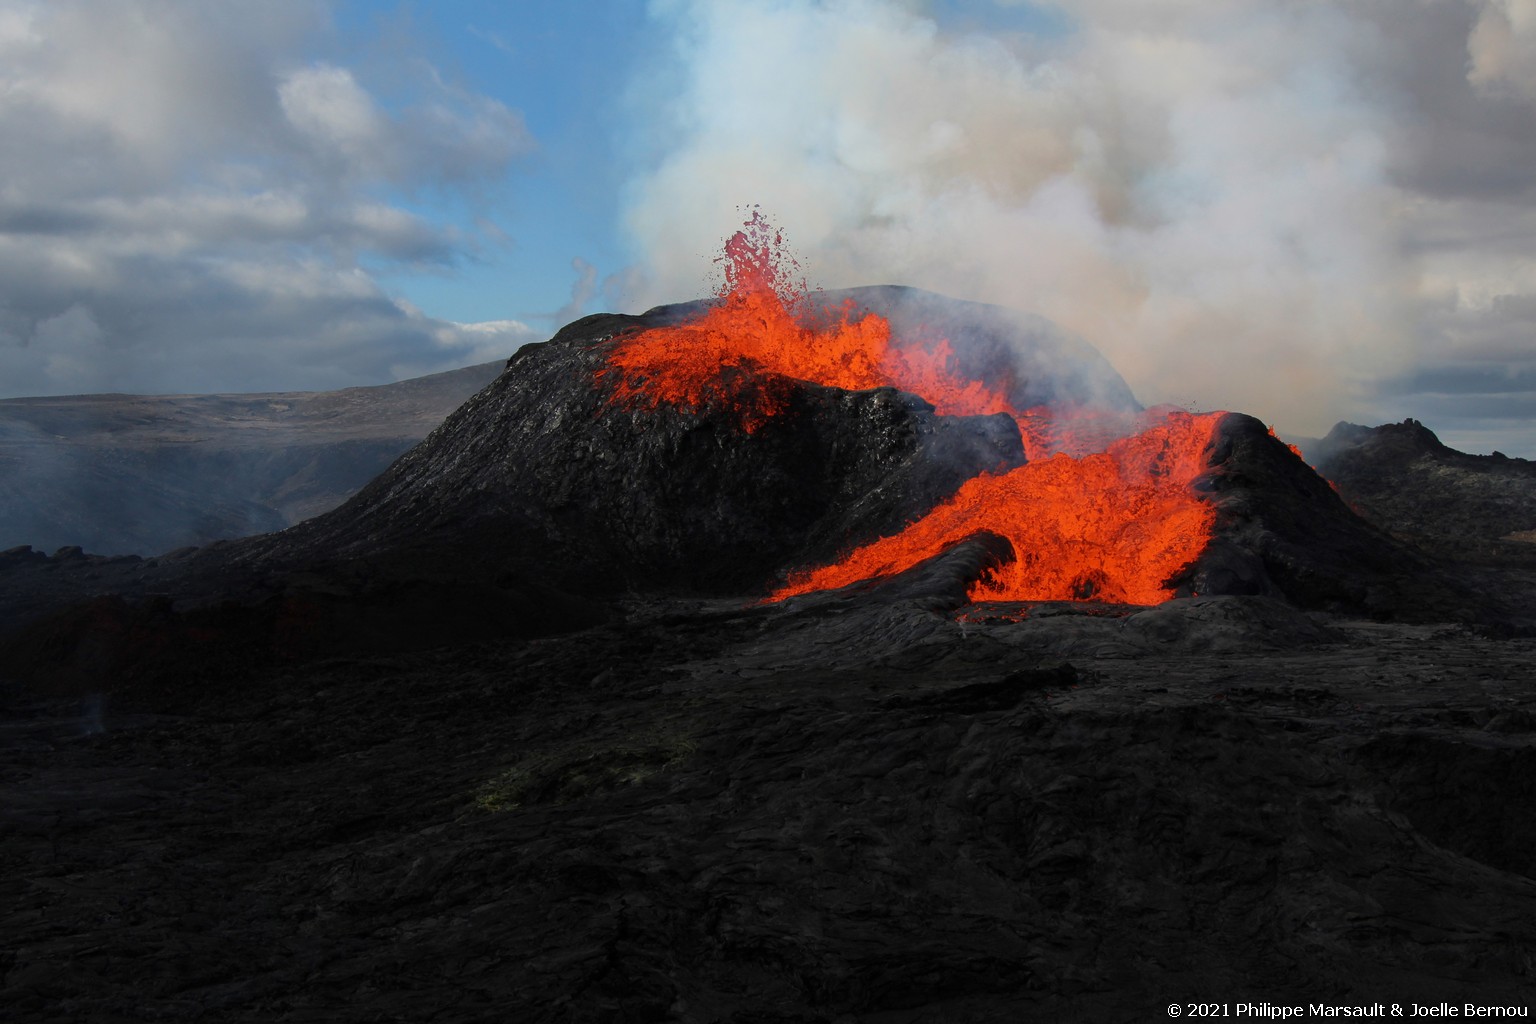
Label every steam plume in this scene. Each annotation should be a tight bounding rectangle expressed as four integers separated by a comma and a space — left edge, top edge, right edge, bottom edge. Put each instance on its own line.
621, 0, 1431, 436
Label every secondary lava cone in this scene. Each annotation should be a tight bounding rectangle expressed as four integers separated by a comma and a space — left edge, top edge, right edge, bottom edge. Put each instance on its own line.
601, 211, 1223, 604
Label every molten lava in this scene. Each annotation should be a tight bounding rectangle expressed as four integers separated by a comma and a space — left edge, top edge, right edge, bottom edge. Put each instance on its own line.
602, 211, 1223, 605
771, 412, 1220, 605
602, 210, 1018, 438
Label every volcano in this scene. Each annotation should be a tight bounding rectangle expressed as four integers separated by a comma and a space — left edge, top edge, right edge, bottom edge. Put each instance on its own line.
157, 213, 1454, 626
0, 217, 1483, 638
5, 221, 1536, 1022
0, 216, 1502, 691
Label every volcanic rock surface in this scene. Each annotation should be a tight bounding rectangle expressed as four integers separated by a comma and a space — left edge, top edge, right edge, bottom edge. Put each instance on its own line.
5, 557, 1536, 1021
1184, 414, 1475, 621
0, 361, 501, 557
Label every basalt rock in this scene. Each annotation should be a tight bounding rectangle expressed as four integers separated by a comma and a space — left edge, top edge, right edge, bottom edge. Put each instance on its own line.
6, 589, 1536, 1021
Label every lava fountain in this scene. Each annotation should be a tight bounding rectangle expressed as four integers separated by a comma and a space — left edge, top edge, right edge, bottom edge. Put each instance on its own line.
602, 212, 1224, 604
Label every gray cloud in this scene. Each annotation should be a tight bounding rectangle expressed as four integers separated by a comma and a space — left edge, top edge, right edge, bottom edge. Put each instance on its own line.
1466, 0, 1536, 101
0, 0, 537, 398
1378, 363, 1536, 398
620, 0, 1536, 452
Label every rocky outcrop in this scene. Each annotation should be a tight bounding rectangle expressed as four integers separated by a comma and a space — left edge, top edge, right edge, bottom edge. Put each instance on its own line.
1313, 418, 1536, 560
1185, 414, 1474, 620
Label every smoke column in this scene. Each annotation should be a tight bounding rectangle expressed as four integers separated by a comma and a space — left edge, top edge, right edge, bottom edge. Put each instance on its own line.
620, 0, 1423, 437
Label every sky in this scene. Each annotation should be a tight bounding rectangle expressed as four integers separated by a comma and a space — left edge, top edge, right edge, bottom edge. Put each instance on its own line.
2, 1, 1536, 456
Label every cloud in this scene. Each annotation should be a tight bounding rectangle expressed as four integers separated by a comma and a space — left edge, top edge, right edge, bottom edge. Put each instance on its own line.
619, 0, 1536, 445
426, 318, 545, 375
279, 63, 390, 172
32, 304, 106, 389
0, 0, 535, 397
1468, 0, 1536, 99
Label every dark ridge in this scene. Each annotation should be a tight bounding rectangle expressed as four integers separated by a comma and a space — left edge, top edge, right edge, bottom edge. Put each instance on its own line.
1313, 417, 1536, 562
1183, 413, 1480, 621
231, 287, 1109, 597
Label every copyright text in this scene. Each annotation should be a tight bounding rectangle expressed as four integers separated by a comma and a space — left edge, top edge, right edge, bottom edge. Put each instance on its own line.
1166, 1004, 1529, 1019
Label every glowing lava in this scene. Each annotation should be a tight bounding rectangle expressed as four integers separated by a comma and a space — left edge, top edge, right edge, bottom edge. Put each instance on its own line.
771, 412, 1220, 605
602, 211, 1223, 604
602, 211, 1020, 438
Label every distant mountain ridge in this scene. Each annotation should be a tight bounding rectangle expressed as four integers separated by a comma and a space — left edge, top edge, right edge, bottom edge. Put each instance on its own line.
0, 361, 504, 557
1309, 417, 1536, 561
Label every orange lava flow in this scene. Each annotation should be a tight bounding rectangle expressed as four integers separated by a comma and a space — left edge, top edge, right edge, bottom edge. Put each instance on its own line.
770, 411, 1223, 605
602, 211, 1225, 605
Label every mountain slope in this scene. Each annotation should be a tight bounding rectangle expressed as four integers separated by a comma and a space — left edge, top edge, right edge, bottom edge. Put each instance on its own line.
1312, 418, 1536, 561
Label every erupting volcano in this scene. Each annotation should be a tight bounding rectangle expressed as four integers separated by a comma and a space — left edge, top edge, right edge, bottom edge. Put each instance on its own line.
7, 206, 1528, 1024
602, 212, 1225, 604
130, 211, 1419, 620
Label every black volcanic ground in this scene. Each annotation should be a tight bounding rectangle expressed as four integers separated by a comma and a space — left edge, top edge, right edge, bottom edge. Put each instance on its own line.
4, 290, 1536, 1021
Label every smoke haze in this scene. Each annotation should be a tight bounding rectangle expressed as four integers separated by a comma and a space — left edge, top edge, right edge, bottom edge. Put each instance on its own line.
620, 0, 1536, 443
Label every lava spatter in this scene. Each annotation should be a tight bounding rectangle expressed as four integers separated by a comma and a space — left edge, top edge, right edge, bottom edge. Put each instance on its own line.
601, 209, 1016, 435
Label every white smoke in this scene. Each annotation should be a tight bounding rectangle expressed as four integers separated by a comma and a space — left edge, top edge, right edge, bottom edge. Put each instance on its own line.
619, 0, 1436, 436
1468, 0, 1536, 99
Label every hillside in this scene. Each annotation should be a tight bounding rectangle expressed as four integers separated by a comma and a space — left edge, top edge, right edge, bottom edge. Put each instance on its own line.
1310, 418, 1536, 562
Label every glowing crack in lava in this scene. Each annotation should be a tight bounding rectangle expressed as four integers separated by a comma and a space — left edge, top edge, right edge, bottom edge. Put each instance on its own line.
602, 212, 1223, 604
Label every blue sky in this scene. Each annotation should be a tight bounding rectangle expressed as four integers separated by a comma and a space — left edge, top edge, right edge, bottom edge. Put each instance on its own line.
4, 0, 1536, 456
345, 0, 1072, 329
337, 0, 654, 326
